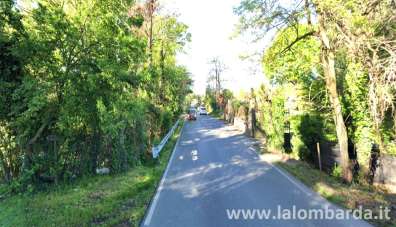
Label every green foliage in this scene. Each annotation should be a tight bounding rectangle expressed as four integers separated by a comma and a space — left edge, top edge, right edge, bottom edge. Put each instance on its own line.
291, 114, 325, 161
236, 0, 396, 187
204, 88, 218, 113
256, 87, 285, 151
0, 0, 191, 192
263, 25, 320, 85
230, 99, 246, 115
258, 24, 338, 159
0, 121, 183, 226
0, 121, 19, 183
331, 164, 342, 179
255, 16, 394, 169
222, 89, 234, 101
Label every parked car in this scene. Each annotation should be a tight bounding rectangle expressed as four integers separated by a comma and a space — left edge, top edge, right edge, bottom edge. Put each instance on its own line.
187, 108, 197, 120
199, 106, 207, 115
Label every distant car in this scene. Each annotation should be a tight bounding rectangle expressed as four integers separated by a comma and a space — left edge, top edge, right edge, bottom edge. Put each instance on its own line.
187, 108, 197, 120
199, 107, 207, 115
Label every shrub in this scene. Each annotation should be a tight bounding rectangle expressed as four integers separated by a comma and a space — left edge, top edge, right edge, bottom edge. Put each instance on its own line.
331, 164, 342, 179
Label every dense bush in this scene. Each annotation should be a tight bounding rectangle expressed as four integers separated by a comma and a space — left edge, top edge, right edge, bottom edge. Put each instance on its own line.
236, 0, 396, 183
0, 0, 191, 192
292, 114, 325, 161
256, 86, 285, 152
204, 90, 217, 113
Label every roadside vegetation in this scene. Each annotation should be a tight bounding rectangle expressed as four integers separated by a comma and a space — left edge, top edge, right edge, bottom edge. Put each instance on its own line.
273, 157, 396, 227
0, 120, 183, 227
1, 0, 395, 226
0, 0, 191, 193
233, 0, 395, 184
203, 0, 395, 188
201, 1, 395, 225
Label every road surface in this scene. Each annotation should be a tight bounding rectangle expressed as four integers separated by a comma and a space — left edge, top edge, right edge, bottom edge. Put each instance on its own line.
142, 115, 372, 227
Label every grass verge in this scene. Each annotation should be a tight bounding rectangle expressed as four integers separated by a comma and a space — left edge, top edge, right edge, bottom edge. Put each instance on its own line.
0, 120, 184, 227
275, 158, 396, 227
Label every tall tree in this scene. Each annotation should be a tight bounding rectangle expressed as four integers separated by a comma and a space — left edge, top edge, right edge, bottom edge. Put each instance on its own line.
0, 0, 192, 189
235, 0, 353, 182
0, 0, 27, 182
315, 0, 396, 182
208, 57, 226, 96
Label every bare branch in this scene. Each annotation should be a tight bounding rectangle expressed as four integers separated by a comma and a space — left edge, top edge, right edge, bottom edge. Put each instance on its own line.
279, 30, 315, 55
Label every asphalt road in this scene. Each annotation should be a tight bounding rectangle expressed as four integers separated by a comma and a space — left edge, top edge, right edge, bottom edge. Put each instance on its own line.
142, 115, 372, 227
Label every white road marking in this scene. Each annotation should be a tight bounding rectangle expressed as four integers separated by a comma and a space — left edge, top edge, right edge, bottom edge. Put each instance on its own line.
191, 149, 198, 161
248, 147, 312, 196
143, 124, 184, 226
269, 162, 312, 196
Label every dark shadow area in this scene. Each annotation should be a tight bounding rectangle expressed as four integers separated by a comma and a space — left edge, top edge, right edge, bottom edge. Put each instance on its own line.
296, 113, 326, 162
296, 114, 360, 174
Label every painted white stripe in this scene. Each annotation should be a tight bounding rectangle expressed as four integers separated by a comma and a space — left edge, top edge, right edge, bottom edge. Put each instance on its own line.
266, 160, 312, 197
248, 146, 312, 197
143, 123, 184, 226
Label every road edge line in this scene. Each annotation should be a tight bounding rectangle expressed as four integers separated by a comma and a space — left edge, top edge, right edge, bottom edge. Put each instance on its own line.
266, 160, 313, 197
141, 120, 185, 226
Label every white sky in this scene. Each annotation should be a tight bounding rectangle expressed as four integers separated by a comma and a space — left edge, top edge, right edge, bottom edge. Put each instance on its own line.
17, 0, 272, 95
164, 0, 271, 95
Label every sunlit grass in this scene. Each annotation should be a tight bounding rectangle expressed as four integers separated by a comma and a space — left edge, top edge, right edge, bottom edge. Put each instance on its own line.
277, 161, 395, 227
0, 122, 183, 227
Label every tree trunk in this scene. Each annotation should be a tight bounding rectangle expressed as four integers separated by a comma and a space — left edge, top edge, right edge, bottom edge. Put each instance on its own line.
148, 0, 155, 65
317, 13, 352, 183
0, 152, 11, 182
159, 44, 165, 103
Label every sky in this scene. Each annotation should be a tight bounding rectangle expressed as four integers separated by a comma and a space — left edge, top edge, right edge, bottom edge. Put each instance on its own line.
164, 0, 271, 95
16, 0, 271, 95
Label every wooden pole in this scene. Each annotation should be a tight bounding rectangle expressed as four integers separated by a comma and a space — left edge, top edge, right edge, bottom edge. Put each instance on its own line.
317, 142, 322, 172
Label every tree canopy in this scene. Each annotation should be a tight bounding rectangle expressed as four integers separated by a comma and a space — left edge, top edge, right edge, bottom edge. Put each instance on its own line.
0, 0, 192, 191
235, 0, 396, 183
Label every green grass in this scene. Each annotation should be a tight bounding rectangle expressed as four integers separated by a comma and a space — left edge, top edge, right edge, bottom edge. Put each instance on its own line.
276, 161, 396, 227
0, 121, 184, 227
